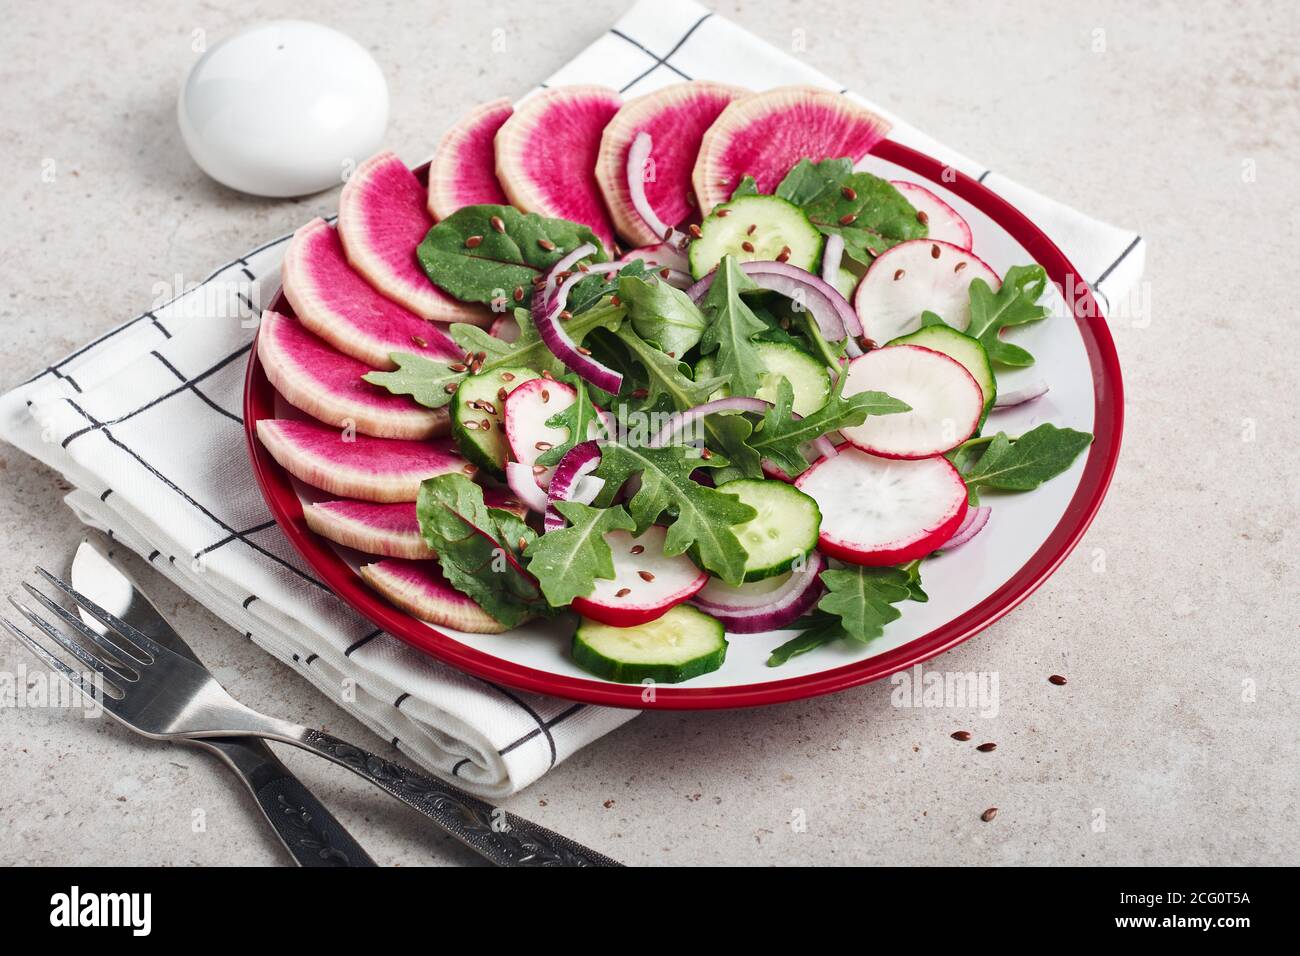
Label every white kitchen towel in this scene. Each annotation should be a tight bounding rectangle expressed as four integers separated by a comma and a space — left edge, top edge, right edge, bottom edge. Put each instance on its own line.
0, 0, 1143, 798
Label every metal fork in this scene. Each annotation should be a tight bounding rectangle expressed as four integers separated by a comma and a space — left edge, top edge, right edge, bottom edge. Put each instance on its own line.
4, 567, 620, 867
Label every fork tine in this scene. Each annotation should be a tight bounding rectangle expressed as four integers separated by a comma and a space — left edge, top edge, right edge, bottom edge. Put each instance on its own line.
35, 566, 169, 662
0, 615, 103, 707
20, 582, 146, 671
9, 596, 133, 686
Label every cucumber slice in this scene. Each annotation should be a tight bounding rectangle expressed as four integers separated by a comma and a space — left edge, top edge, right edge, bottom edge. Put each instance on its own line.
573, 605, 727, 684
695, 342, 830, 416
689, 195, 823, 279
451, 366, 540, 476
887, 324, 996, 425
718, 478, 822, 581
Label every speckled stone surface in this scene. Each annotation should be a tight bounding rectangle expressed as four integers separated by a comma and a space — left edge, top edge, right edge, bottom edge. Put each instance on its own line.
1, 0, 1296, 866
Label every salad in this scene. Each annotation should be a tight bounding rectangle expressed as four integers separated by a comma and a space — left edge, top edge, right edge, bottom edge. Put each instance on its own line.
256, 83, 1092, 684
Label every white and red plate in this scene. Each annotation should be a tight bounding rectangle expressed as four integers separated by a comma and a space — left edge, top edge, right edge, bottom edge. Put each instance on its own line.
244, 140, 1123, 709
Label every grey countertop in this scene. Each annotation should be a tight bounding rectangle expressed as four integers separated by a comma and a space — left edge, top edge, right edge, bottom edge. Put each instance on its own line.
1, 0, 1296, 866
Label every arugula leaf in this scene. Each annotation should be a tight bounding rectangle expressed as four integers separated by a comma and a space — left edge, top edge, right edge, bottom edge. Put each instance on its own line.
900, 559, 928, 603
417, 204, 606, 305
592, 443, 756, 585
620, 274, 707, 359
697, 256, 768, 398
365, 301, 626, 409
774, 160, 927, 266
565, 260, 648, 316
730, 175, 760, 199
766, 613, 843, 667
745, 377, 910, 478
965, 264, 1051, 367
536, 375, 607, 467
951, 423, 1093, 494
416, 474, 549, 627
523, 501, 635, 606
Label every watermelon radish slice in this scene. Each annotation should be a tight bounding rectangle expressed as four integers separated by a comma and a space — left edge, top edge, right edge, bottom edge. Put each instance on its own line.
337, 151, 490, 325
839, 345, 983, 458
691, 551, 826, 634
256, 418, 470, 502
854, 239, 1000, 344
595, 81, 745, 246
281, 218, 460, 370
359, 559, 507, 633
795, 446, 968, 566
890, 181, 973, 250
571, 525, 708, 628
426, 98, 513, 220
692, 86, 892, 214
495, 87, 622, 252
304, 488, 525, 560
503, 378, 608, 489
257, 310, 446, 440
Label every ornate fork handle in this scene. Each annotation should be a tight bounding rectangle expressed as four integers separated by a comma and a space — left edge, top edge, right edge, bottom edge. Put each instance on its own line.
284, 728, 621, 867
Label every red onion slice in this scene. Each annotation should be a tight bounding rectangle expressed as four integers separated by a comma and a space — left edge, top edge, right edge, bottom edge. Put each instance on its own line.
820, 234, 845, 285
531, 253, 624, 394
687, 260, 863, 344
627, 131, 689, 250
504, 462, 550, 514
621, 242, 690, 273
544, 440, 605, 531
691, 552, 826, 633
942, 505, 990, 551
993, 379, 1050, 408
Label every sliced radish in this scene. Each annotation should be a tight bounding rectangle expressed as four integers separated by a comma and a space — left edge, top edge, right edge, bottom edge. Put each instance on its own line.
503, 378, 608, 489
571, 525, 707, 627
691, 551, 826, 633
505, 462, 551, 513
839, 345, 982, 458
795, 446, 968, 566
854, 239, 999, 344
890, 181, 973, 250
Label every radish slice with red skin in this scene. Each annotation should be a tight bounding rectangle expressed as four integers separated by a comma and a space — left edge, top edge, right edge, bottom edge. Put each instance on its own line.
505, 462, 551, 513
993, 378, 1050, 407
941, 505, 990, 551
854, 239, 1000, 344
839, 345, 983, 459
795, 445, 968, 566
571, 525, 708, 628
889, 181, 973, 251
307, 490, 526, 560
360, 559, 509, 633
687, 260, 863, 344
503, 378, 608, 488
691, 551, 826, 633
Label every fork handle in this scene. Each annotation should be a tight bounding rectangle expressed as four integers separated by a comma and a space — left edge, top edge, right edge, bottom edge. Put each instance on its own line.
279, 728, 621, 867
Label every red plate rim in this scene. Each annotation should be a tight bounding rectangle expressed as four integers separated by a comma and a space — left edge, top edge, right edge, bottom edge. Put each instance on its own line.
243, 138, 1124, 710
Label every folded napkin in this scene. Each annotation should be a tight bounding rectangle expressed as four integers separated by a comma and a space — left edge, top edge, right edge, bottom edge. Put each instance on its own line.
0, 0, 1143, 797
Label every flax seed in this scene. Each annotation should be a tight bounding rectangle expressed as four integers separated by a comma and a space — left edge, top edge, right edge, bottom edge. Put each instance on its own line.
629, 545, 645, 555
501, 372, 515, 381
688, 223, 703, 239
610, 294, 622, 307
518, 537, 528, 551
534, 440, 553, 451
894, 269, 906, 281
462, 464, 477, 476
1048, 674, 1068, 686
776, 245, 791, 263
931, 244, 941, 259
513, 286, 524, 302
951, 730, 972, 741
631, 388, 648, 400
976, 742, 997, 753
490, 215, 506, 233
741, 240, 755, 253
746, 223, 757, 235
463, 420, 479, 430
637, 570, 655, 582
841, 185, 857, 200
444, 382, 458, 394
480, 401, 496, 415
917, 210, 929, 226
449, 362, 468, 372
538, 238, 556, 251
577, 346, 592, 356
541, 389, 550, 403
838, 213, 857, 226
480, 419, 492, 430
616, 587, 632, 597
497, 387, 508, 402
980, 807, 998, 822
715, 207, 729, 217
954, 261, 968, 273
465, 235, 483, 249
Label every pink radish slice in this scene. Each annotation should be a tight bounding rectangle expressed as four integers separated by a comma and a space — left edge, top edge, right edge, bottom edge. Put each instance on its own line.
854, 239, 999, 344
994, 378, 1050, 407
687, 260, 862, 344
691, 551, 826, 633
281, 218, 460, 370
503, 378, 608, 488
256, 418, 469, 503
890, 181, 973, 250
795, 446, 968, 566
545, 440, 604, 532
359, 559, 508, 633
495, 86, 622, 252
337, 151, 490, 325
597, 81, 746, 246
942, 505, 990, 551
839, 345, 983, 458
530, 250, 624, 393
571, 525, 708, 628
693, 86, 891, 214
258, 310, 446, 440
426, 98, 512, 220
505, 462, 551, 513
489, 312, 521, 343
305, 499, 432, 559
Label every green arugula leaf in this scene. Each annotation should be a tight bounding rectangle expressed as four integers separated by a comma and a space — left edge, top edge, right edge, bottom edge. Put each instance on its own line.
745, 376, 910, 478
592, 443, 756, 585
523, 501, 635, 607
965, 264, 1051, 367
697, 256, 768, 398
775, 160, 927, 266
536, 375, 607, 467
365, 301, 626, 409
951, 423, 1093, 493
900, 559, 928, 603
620, 274, 707, 359
565, 260, 648, 316
766, 613, 844, 667
415, 474, 549, 627
730, 175, 760, 199
417, 204, 606, 305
